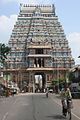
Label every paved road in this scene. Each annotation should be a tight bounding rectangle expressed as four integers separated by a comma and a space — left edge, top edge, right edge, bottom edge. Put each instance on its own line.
0, 93, 80, 120
50, 93, 80, 120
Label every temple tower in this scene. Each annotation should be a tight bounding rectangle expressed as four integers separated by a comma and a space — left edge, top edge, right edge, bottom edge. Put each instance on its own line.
5, 4, 75, 92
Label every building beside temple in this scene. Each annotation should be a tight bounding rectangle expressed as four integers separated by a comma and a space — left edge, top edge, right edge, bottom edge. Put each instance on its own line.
69, 65, 80, 83
3, 4, 75, 92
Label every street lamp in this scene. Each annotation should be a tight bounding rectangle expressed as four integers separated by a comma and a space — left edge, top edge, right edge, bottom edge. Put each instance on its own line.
55, 58, 60, 93
62, 57, 67, 88
51, 46, 60, 92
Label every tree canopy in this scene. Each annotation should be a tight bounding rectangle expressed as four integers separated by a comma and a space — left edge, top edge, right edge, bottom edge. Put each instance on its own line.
0, 43, 11, 64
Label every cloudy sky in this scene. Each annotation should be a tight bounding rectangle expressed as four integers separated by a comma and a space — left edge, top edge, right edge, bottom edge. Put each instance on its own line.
0, 0, 80, 65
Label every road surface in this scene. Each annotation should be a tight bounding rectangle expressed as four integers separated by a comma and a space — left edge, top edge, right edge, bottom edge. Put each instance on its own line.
0, 93, 80, 120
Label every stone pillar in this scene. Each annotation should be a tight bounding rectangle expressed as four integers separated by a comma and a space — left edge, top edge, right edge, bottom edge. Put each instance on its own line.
32, 74, 35, 93
36, 58, 38, 67
28, 72, 31, 92
45, 74, 47, 88
41, 58, 43, 67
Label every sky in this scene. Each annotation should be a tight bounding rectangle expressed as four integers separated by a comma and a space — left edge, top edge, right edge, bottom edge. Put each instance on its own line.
0, 0, 80, 65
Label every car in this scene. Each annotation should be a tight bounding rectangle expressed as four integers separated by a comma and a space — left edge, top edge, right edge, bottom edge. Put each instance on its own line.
71, 91, 80, 99
71, 87, 80, 98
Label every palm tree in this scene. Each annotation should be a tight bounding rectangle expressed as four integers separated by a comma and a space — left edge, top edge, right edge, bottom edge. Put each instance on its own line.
0, 43, 11, 65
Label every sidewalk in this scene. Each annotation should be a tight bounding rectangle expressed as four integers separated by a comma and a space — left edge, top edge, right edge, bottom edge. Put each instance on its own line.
51, 93, 80, 119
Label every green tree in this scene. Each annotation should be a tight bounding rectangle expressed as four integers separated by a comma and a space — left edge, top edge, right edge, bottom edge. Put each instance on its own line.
69, 72, 75, 82
0, 43, 11, 65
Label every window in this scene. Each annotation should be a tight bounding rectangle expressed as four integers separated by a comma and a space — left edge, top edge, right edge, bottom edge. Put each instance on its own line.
35, 48, 43, 54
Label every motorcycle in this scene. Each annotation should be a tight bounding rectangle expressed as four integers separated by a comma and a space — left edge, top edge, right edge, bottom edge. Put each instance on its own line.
62, 98, 73, 120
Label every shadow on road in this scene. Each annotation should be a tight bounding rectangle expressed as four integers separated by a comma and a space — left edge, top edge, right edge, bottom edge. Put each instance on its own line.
47, 114, 64, 119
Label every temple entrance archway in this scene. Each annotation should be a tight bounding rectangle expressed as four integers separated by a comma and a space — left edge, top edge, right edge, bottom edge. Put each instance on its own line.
34, 72, 46, 93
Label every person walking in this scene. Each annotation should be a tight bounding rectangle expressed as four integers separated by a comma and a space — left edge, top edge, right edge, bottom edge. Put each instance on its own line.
46, 87, 49, 98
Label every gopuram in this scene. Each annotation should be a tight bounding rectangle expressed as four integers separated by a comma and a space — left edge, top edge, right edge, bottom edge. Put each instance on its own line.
4, 4, 75, 92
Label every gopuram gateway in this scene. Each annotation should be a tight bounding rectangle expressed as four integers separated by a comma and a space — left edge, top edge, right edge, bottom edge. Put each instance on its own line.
4, 4, 75, 92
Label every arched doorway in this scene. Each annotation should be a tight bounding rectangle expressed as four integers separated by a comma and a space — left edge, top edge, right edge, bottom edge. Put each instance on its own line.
34, 72, 46, 93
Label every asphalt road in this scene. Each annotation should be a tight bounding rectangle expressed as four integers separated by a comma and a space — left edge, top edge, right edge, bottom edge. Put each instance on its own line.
0, 93, 80, 120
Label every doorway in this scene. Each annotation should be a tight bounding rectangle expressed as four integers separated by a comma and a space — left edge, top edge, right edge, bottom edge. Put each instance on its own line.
34, 72, 46, 93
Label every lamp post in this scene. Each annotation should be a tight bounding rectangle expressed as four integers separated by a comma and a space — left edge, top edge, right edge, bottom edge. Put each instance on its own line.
63, 57, 66, 88
4, 61, 8, 87
51, 46, 60, 92
55, 58, 60, 93
51, 56, 54, 80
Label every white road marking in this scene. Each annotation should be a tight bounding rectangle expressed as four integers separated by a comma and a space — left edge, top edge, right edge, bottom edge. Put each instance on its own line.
52, 97, 80, 120
2, 112, 8, 120
71, 113, 80, 120
13, 98, 19, 105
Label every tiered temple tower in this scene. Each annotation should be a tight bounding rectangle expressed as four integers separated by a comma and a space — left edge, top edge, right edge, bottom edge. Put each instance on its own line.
4, 4, 75, 92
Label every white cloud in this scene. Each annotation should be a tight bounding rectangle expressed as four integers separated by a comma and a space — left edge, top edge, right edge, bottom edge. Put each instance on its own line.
67, 32, 80, 65
0, 15, 17, 43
